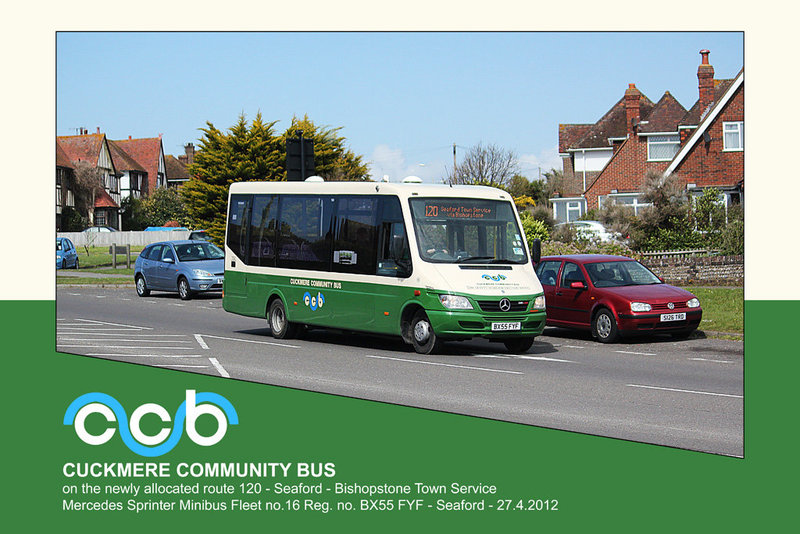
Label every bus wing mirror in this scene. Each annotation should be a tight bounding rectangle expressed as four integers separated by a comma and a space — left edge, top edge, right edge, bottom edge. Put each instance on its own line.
531, 238, 541, 265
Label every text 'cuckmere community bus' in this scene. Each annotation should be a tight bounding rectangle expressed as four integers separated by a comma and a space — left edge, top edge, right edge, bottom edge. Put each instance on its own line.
222, 180, 546, 354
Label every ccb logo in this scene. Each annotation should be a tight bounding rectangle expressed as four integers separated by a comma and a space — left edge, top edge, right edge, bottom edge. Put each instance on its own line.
482, 274, 507, 282
63, 390, 238, 457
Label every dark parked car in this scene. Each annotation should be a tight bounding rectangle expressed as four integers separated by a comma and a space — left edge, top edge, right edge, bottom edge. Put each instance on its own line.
134, 240, 224, 300
535, 254, 702, 342
57, 237, 79, 269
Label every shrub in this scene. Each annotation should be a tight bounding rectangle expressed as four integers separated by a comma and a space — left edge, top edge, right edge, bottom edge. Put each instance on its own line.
520, 212, 550, 247
61, 207, 87, 232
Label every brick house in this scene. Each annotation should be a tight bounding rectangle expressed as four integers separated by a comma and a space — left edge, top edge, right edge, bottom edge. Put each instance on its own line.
554, 50, 743, 222
56, 130, 121, 229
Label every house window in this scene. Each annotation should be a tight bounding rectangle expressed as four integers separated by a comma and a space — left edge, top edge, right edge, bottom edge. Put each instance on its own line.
723, 122, 744, 151
95, 211, 107, 226
600, 193, 651, 217
566, 201, 583, 222
647, 134, 680, 161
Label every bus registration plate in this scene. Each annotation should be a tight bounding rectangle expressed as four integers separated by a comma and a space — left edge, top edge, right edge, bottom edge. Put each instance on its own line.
491, 322, 521, 331
660, 313, 686, 322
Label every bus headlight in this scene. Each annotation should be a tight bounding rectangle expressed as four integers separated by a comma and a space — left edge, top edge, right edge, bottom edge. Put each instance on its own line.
532, 295, 546, 311
439, 294, 473, 310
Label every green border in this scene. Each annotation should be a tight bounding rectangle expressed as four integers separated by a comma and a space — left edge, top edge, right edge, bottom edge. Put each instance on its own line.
4, 300, 789, 531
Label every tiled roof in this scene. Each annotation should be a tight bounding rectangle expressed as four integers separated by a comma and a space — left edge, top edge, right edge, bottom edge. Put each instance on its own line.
107, 139, 146, 172
56, 141, 74, 168
111, 137, 163, 194
56, 134, 104, 167
94, 188, 119, 209
638, 91, 688, 133
165, 155, 191, 182
558, 124, 592, 153
567, 93, 655, 150
679, 78, 735, 127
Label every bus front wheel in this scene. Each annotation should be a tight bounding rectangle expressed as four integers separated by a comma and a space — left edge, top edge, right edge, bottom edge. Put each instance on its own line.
410, 310, 442, 355
268, 299, 297, 339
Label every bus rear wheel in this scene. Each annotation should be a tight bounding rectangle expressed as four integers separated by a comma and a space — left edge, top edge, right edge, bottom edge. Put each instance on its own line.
410, 310, 441, 355
268, 298, 297, 339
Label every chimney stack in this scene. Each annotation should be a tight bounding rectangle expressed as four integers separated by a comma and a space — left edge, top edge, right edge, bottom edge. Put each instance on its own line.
624, 83, 641, 136
184, 143, 195, 165
698, 49, 715, 112
96, 127, 100, 134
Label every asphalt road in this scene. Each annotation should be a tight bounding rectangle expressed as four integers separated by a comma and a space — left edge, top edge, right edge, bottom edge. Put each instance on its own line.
56, 287, 744, 457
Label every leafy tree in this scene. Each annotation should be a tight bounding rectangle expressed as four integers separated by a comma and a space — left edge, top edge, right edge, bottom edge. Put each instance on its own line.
718, 204, 744, 255
280, 115, 369, 181
542, 168, 565, 199
72, 162, 104, 224
120, 196, 147, 231
142, 188, 190, 228
632, 171, 703, 250
691, 187, 725, 234
182, 113, 284, 243
519, 211, 550, 246
60, 206, 87, 232
448, 142, 519, 187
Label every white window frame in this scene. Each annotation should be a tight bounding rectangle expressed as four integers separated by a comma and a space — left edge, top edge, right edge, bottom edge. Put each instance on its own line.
723, 121, 744, 152
599, 193, 651, 216
646, 134, 680, 162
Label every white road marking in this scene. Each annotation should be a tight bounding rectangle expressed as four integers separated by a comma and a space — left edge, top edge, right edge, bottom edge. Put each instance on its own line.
562, 345, 585, 349
95, 295, 107, 299
198, 334, 299, 349
194, 334, 210, 350
120, 298, 132, 301
74, 318, 152, 330
57, 339, 192, 343
689, 358, 733, 364
513, 355, 575, 363
366, 355, 523, 375
86, 353, 204, 358
616, 350, 657, 356
59, 336, 186, 341
468, 354, 511, 359
58, 345, 195, 350
627, 384, 742, 399
153, 364, 209, 368
208, 358, 230, 378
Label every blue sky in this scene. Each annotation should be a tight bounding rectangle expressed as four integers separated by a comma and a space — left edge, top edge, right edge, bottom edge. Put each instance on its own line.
57, 32, 743, 183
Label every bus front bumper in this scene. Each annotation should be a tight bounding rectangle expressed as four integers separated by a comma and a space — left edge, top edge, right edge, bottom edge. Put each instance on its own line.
426, 310, 547, 340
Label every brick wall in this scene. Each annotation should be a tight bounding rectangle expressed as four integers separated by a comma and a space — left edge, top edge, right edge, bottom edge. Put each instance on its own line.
642, 255, 743, 286
671, 84, 744, 186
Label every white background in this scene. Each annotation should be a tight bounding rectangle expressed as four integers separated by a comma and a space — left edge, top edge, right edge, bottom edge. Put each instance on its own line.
0, 2, 791, 300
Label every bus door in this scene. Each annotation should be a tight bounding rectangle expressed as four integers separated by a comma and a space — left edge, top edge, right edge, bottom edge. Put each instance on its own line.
225, 194, 252, 306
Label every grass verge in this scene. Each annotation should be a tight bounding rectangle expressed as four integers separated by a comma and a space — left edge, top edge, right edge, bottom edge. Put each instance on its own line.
682, 286, 743, 335
57, 277, 134, 286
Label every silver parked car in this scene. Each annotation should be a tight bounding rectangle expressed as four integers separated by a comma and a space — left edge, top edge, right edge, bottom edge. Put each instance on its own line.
134, 240, 224, 300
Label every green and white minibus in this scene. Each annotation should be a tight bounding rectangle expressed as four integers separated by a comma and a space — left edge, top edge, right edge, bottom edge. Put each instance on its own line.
222, 180, 546, 354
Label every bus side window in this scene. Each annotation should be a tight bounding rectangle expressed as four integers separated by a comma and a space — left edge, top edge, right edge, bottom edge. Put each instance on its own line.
377, 197, 412, 278
332, 196, 378, 275
248, 194, 277, 267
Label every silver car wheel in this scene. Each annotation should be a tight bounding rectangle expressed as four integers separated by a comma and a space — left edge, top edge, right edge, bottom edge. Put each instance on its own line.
596, 313, 612, 338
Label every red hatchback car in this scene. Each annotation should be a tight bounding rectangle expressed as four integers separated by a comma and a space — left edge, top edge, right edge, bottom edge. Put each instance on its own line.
535, 254, 702, 342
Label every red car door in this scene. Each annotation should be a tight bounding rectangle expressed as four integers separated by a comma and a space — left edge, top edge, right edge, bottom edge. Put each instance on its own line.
552, 262, 593, 327
535, 260, 563, 322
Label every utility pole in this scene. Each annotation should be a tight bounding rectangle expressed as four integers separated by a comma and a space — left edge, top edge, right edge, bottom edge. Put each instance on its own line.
452, 142, 457, 184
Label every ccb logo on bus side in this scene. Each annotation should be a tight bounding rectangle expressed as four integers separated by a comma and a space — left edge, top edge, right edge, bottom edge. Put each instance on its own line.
482, 274, 507, 282
63, 390, 238, 457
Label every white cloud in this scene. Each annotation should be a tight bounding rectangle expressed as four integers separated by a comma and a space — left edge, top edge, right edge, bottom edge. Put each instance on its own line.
367, 144, 448, 183
517, 146, 561, 180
